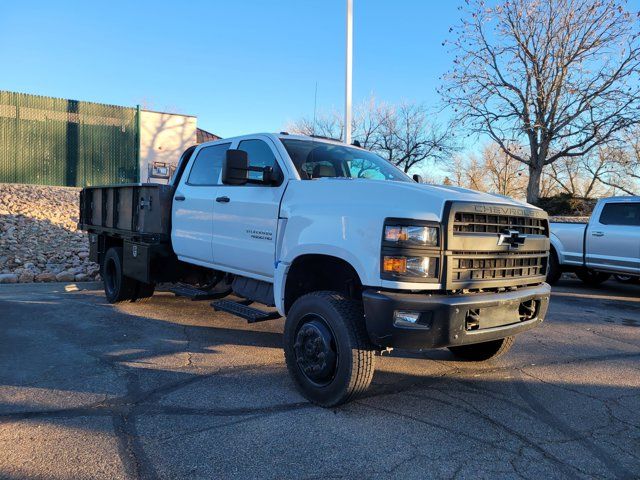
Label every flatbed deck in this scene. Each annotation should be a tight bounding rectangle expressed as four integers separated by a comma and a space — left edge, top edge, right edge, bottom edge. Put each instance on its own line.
79, 183, 174, 244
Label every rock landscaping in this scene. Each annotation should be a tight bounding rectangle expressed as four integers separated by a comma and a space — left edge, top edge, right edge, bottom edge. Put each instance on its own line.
0, 183, 100, 283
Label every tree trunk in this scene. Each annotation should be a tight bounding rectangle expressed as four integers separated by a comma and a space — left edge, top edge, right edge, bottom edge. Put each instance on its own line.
526, 164, 543, 205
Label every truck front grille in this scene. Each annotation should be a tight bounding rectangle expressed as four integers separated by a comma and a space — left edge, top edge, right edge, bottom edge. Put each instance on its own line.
453, 212, 547, 235
450, 251, 547, 284
444, 202, 550, 290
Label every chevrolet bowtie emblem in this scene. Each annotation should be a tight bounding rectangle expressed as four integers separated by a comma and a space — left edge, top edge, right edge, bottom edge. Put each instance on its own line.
498, 229, 527, 249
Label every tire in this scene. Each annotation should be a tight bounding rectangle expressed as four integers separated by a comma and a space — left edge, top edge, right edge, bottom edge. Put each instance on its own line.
614, 274, 640, 284
448, 336, 515, 361
102, 247, 137, 304
133, 281, 156, 302
283, 291, 375, 407
576, 269, 611, 286
546, 249, 562, 285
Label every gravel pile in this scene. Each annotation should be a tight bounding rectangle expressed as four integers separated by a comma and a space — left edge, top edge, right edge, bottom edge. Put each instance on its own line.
0, 183, 100, 283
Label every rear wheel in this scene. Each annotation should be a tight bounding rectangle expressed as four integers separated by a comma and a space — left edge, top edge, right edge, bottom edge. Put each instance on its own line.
614, 274, 640, 284
576, 269, 611, 286
448, 336, 515, 361
133, 281, 156, 302
284, 291, 375, 407
102, 247, 137, 304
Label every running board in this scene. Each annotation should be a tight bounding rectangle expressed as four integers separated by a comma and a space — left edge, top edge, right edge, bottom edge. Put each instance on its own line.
169, 283, 229, 301
212, 299, 281, 323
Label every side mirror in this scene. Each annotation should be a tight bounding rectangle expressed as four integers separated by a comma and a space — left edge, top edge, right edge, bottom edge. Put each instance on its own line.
413, 174, 423, 183
222, 149, 249, 185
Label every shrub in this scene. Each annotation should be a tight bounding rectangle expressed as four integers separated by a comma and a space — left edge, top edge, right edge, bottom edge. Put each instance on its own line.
537, 193, 597, 216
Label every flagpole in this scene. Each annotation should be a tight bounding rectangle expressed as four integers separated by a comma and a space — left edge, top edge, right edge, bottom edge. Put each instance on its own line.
345, 0, 353, 144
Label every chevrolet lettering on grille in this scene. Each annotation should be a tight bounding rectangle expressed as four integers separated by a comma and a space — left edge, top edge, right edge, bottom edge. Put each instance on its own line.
497, 229, 527, 249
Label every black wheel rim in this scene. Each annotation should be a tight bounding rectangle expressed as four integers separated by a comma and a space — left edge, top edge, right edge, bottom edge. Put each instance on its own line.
293, 314, 338, 387
105, 257, 119, 296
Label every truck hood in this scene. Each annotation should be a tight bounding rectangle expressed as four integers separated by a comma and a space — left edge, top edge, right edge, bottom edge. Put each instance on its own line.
282, 178, 538, 222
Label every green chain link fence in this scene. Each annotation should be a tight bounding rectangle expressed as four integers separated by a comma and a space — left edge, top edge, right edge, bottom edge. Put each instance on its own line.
0, 91, 139, 187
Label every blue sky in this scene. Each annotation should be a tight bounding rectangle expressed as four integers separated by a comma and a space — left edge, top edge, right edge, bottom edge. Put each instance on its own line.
0, 0, 461, 138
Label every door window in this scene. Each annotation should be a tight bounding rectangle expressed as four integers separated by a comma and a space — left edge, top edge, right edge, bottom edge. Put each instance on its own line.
187, 143, 230, 186
237, 139, 282, 183
599, 202, 640, 226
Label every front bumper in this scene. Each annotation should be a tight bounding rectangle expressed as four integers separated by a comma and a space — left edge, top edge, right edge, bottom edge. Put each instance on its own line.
362, 283, 550, 350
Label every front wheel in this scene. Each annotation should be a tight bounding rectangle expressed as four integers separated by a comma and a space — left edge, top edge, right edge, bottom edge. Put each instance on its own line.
576, 269, 611, 286
284, 291, 375, 407
448, 336, 515, 361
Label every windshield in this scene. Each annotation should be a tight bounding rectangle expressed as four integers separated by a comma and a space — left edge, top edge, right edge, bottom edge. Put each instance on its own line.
280, 138, 412, 182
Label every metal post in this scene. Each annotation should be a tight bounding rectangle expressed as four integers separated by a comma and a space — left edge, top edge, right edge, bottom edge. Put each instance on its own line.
345, 0, 353, 145
135, 104, 141, 182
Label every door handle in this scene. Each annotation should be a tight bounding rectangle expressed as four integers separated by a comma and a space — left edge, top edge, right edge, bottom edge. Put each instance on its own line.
216, 196, 230, 203
591, 231, 604, 237
175, 195, 186, 201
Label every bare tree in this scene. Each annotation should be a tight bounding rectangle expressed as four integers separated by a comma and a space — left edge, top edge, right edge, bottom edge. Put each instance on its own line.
447, 153, 488, 192
450, 142, 616, 198
287, 96, 389, 144
538, 169, 561, 198
287, 98, 456, 174
352, 97, 390, 149
441, 0, 640, 204
466, 155, 488, 192
592, 129, 640, 194
482, 143, 527, 197
286, 110, 343, 140
447, 142, 526, 197
444, 156, 467, 188
377, 103, 456, 173
545, 153, 613, 198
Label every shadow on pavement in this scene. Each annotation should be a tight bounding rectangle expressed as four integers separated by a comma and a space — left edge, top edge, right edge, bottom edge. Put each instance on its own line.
0, 287, 638, 479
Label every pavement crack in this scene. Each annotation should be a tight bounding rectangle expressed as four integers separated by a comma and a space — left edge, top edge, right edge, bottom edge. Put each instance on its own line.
405, 390, 586, 479
357, 400, 523, 457
152, 415, 261, 444
182, 325, 194, 368
112, 413, 142, 480
512, 370, 636, 480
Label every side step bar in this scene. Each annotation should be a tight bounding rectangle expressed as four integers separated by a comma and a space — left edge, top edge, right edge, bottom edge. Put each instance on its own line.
212, 299, 281, 323
169, 283, 229, 301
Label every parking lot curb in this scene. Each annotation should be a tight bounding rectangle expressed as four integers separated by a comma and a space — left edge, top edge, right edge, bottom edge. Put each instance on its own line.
0, 281, 102, 294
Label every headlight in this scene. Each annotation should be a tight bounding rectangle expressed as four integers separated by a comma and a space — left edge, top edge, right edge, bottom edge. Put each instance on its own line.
382, 255, 438, 278
384, 225, 438, 247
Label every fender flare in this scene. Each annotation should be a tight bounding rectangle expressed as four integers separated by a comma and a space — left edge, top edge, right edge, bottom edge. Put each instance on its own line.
273, 246, 367, 315
549, 233, 563, 264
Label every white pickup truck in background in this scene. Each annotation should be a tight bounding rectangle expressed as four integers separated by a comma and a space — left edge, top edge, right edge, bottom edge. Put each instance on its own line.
548, 197, 640, 285
80, 133, 551, 406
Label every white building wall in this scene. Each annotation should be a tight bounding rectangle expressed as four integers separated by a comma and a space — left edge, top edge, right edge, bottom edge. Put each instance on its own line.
139, 110, 197, 183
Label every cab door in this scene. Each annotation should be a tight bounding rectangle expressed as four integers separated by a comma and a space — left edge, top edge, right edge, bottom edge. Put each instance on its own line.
211, 137, 286, 278
171, 142, 230, 264
586, 201, 640, 274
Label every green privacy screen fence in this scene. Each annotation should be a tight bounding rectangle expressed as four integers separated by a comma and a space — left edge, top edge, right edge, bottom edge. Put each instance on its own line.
0, 91, 139, 187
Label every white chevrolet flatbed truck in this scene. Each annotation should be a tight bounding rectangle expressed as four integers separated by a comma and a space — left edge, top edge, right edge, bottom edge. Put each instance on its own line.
547, 196, 640, 286
79, 133, 551, 406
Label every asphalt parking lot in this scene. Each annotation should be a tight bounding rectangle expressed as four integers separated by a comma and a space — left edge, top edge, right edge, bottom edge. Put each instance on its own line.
0, 279, 638, 480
